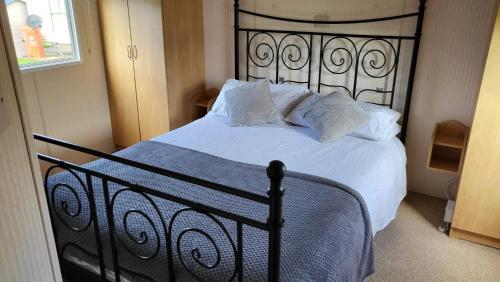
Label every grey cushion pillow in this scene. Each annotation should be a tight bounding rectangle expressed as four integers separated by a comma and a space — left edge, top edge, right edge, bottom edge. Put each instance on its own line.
304, 91, 367, 142
224, 80, 278, 126
284, 93, 322, 126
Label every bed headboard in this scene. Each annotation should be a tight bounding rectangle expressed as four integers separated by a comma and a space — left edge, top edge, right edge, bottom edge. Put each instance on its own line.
233, 0, 426, 143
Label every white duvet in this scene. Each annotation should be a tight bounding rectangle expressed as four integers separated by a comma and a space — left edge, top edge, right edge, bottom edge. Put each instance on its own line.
153, 115, 407, 234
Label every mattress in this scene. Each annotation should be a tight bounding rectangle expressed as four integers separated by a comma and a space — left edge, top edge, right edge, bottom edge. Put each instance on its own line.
51, 141, 374, 281
153, 115, 407, 234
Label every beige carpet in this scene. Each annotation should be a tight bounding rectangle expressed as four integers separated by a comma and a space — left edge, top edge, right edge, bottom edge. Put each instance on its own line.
366, 192, 500, 282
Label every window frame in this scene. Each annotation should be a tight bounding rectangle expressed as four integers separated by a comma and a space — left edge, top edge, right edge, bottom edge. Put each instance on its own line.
16, 0, 81, 73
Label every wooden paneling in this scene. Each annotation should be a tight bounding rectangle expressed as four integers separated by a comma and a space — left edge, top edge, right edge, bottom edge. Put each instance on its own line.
202, 0, 499, 198
452, 6, 500, 243
0, 6, 58, 281
164, 0, 206, 129
98, 0, 140, 147
129, 0, 170, 139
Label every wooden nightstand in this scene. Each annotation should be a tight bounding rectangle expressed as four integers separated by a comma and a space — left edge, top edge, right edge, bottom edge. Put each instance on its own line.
427, 120, 469, 174
427, 120, 469, 234
191, 88, 220, 120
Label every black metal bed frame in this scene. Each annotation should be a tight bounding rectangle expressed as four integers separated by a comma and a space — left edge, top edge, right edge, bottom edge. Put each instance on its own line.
36, 134, 285, 282
234, 0, 426, 142
36, 1, 426, 281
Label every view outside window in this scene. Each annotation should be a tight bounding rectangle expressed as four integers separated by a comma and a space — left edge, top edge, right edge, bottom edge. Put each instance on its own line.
5, 0, 79, 70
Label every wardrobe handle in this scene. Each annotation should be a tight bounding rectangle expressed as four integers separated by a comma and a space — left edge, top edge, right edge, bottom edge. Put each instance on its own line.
132, 45, 138, 59
127, 45, 132, 59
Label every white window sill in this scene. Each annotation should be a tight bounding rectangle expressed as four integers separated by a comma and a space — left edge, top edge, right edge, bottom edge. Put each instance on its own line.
20, 58, 82, 74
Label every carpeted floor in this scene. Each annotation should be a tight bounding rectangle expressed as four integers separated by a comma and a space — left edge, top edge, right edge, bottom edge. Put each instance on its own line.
366, 192, 500, 282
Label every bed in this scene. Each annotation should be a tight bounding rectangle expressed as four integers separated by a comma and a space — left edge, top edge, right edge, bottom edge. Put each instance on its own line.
154, 115, 406, 234
35, 1, 427, 281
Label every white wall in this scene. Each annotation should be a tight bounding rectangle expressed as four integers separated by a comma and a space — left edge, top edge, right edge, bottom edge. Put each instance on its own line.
22, 0, 114, 167
203, 0, 499, 199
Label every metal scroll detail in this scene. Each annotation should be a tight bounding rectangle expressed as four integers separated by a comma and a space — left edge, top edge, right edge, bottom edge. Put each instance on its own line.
169, 208, 238, 282
246, 31, 400, 104
278, 33, 310, 71
45, 165, 92, 232
358, 38, 397, 79
247, 32, 311, 84
248, 32, 277, 68
321, 36, 357, 75
110, 190, 239, 281
110, 188, 167, 261
320, 36, 358, 96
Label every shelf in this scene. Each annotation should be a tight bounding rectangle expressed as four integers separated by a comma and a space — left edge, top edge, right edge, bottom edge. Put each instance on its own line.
428, 155, 460, 174
192, 88, 219, 108
193, 96, 211, 107
434, 132, 465, 148
427, 120, 469, 174
191, 88, 220, 121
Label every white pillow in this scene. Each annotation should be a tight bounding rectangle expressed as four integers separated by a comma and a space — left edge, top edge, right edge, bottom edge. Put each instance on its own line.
210, 79, 310, 121
350, 122, 401, 141
210, 79, 249, 116
358, 102, 401, 124
348, 103, 402, 141
224, 80, 278, 126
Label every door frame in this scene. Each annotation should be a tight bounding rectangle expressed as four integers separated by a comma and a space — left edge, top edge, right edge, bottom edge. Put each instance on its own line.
0, 2, 62, 281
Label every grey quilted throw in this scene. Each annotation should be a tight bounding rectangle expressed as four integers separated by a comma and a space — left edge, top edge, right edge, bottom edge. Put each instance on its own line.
47, 141, 374, 281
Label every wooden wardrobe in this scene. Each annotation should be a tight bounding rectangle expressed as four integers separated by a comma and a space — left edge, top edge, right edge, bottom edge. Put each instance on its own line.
451, 5, 500, 249
98, 0, 205, 147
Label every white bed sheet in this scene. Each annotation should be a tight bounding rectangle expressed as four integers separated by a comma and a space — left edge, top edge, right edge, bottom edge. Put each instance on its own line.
153, 115, 407, 234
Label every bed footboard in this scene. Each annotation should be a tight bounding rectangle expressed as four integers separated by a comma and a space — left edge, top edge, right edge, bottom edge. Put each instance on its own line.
34, 134, 285, 282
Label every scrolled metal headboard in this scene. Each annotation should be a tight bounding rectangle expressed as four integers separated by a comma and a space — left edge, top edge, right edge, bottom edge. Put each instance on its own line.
233, 0, 427, 143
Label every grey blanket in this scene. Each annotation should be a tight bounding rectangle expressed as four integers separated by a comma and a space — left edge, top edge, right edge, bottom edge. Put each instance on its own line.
47, 141, 374, 281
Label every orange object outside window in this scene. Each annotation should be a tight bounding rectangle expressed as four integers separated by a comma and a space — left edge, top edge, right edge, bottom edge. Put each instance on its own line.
21, 26, 45, 58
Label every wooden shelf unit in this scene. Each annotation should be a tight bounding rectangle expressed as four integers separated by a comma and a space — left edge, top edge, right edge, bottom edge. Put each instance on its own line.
191, 88, 220, 120
193, 96, 211, 107
427, 120, 469, 174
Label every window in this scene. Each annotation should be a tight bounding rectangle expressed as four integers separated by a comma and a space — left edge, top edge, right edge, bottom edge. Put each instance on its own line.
5, 0, 80, 71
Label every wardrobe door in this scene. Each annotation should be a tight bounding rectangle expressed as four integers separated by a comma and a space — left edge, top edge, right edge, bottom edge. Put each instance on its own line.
128, 0, 170, 140
452, 6, 500, 245
99, 0, 140, 147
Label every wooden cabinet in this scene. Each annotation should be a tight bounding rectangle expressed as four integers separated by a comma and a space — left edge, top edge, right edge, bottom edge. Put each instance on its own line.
99, 0, 140, 147
451, 6, 500, 249
98, 0, 205, 147
191, 88, 220, 120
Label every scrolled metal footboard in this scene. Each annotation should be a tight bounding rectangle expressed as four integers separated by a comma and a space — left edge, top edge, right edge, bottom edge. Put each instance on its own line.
34, 134, 285, 282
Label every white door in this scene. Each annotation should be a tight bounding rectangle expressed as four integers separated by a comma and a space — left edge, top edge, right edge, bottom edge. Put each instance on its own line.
0, 7, 60, 282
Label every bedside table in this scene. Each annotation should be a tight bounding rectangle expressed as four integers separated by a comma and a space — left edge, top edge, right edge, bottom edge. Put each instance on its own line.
191, 88, 220, 120
426, 120, 469, 234
427, 120, 469, 174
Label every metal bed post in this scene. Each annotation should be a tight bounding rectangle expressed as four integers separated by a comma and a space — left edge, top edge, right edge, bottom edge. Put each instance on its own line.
400, 0, 426, 143
234, 0, 240, 79
267, 160, 285, 282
